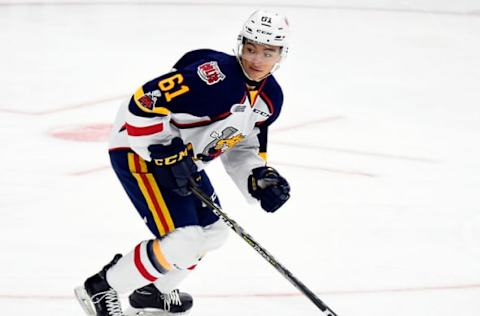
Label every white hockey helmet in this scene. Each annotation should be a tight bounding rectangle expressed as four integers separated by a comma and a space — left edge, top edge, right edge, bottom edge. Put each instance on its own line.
236, 10, 290, 77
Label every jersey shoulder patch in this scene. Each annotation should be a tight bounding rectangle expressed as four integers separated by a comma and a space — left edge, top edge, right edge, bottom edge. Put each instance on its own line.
197, 61, 226, 85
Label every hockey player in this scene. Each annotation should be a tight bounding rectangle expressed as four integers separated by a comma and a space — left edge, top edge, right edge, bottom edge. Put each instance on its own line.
75, 10, 291, 316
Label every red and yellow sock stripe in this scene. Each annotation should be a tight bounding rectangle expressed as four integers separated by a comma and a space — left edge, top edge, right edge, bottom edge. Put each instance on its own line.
127, 153, 175, 236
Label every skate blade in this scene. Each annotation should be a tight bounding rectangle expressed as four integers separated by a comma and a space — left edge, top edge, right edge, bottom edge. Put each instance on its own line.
125, 307, 190, 316
74, 286, 96, 316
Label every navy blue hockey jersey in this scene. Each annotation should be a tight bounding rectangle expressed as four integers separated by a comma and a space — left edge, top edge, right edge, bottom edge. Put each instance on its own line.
109, 49, 284, 201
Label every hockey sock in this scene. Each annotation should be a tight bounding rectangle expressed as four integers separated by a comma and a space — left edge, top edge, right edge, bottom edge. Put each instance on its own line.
106, 240, 172, 293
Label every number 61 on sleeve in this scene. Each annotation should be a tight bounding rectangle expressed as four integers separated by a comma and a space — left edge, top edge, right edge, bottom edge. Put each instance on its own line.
158, 74, 190, 102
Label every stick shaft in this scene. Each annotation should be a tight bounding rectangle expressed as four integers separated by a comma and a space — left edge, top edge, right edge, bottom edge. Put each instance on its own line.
190, 185, 338, 316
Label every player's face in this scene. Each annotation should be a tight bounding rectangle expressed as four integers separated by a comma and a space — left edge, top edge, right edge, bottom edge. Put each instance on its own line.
241, 41, 282, 81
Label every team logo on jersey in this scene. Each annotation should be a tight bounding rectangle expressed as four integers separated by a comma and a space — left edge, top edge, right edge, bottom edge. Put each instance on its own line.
138, 90, 162, 110
197, 127, 245, 162
197, 61, 226, 85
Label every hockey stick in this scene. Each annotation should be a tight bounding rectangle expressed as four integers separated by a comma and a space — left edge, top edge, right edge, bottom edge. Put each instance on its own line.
189, 183, 338, 316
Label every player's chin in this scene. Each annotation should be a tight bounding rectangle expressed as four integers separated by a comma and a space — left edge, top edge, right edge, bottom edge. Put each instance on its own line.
248, 71, 268, 82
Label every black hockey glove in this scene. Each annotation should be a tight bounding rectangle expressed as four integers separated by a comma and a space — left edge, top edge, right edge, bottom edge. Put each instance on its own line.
248, 166, 290, 213
148, 138, 197, 196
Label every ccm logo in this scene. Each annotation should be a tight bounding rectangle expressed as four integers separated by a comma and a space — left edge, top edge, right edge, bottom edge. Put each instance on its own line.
153, 148, 189, 166
253, 108, 270, 118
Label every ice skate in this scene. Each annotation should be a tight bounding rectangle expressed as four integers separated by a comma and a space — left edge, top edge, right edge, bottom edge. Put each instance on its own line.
74, 254, 124, 316
125, 284, 193, 316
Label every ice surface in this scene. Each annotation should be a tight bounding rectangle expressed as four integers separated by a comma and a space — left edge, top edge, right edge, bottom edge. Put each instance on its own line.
0, 1, 479, 315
